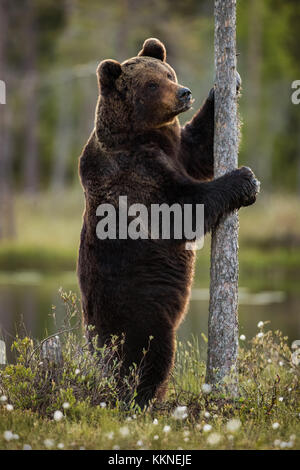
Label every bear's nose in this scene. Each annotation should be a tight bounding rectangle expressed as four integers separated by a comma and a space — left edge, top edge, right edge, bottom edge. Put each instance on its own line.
178, 87, 192, 101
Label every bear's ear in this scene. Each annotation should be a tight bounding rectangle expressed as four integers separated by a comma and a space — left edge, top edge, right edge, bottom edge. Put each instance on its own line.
138, 38, 166, 62
97, 59, 122, 94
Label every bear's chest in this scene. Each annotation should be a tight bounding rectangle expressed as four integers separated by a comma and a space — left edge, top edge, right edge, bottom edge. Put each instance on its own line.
94, 152, 171, 207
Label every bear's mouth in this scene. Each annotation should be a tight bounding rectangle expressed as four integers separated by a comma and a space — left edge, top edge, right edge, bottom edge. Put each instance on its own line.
177, 97, 195, 113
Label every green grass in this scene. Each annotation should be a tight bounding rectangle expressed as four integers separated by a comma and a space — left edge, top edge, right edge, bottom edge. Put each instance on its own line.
0, 401, 298, 450
0, 337, 299, 450
0, 292, 299, 450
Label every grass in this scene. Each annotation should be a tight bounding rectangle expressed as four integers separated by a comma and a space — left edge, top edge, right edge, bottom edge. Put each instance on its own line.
0, 291, 299, 450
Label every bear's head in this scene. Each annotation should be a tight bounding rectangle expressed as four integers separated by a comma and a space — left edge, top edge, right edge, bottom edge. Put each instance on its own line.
95, 38, 194, 148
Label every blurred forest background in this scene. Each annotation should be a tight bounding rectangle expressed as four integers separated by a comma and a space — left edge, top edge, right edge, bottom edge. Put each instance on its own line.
0, 0, 300, 349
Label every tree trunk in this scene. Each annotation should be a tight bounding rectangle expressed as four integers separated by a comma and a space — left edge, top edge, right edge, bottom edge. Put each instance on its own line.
51, 83, 72, 192
22, 0, 39, 194
245, 0, 264, 182
206, 0, 239, 396
0, 0, 16, 240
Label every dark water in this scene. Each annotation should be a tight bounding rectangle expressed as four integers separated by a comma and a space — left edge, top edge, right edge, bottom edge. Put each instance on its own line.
0, 271, 299, 362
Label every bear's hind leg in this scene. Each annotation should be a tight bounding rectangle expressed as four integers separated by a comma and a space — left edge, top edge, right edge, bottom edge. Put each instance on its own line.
121, 325, 176, 409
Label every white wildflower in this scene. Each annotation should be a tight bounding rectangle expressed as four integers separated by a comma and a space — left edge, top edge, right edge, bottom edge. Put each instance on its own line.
62, 402, 70, 409
239, 335, 246, 341
280, 441, 288, 449
106, 432, 114, 440
6, 404, 13, 411
163, 425, 171, 433
153, 435, 159, 440
100, 402, 106, 408
202, 383, 212, 394
44, 439, 54, 449
57, 443, 64, 449
113, 445, 120, 450
226, 419, 241, 433
272, 422, 280, 430
279, 361, 284, 366
183, 430, 190, 437
53, 410, 63, 422
136, 440, 143, 447
23, 444, 32, 450
207, 432, 221, 446
257, 332, 264, 339
119, 426, 130, 437
3, 430, 13, 441
278, 397, 284, 402
204, 411, 210, 418
257, 321, 264, 328
153, 418, 158, 425
203, 424, 212, 433
274, 439, 281, 447
12, 434, 19, 440
75, 368, 80, 375
184, 437, 189, 442
0, 395, 7, 402
172, 406, 188, 420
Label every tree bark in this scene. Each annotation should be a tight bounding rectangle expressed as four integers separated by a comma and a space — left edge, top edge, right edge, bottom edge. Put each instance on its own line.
246, 0, 264, 183
22, 0, 39, 194
0, 0, 16, 240
206, 0, 239, 396
51, 83, 72, 192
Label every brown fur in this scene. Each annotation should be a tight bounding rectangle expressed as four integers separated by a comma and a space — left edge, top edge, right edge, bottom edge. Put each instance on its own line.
78, 38, 259, 408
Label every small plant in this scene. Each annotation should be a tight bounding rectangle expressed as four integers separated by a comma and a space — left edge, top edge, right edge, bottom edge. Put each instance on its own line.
0, 290, 143, 417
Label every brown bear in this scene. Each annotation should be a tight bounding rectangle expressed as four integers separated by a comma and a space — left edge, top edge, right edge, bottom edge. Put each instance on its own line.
78, 38, 259, 408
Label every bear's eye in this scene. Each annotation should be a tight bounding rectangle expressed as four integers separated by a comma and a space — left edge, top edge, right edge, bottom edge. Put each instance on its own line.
147, 82, 159, 90
167, 73, 173, 80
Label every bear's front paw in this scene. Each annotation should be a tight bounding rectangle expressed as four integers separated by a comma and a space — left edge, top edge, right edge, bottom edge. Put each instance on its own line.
235, 166, 260, 207
208, 71, 241, 102
208, 86, 215, 102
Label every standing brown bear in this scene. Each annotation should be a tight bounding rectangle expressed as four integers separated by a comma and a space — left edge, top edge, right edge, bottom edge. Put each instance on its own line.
78, 38, 259, 408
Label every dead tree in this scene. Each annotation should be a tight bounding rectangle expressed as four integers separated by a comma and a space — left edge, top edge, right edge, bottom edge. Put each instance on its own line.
206, 0, 239, 396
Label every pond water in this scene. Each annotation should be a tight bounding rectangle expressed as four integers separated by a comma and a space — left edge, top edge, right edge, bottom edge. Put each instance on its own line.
0, 271, 299, 363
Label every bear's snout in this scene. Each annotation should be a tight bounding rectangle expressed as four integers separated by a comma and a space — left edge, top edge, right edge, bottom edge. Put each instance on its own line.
178, 87, 192, 101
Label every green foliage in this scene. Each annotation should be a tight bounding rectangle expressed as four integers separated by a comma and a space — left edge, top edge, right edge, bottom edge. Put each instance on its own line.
0, 291, 142, 417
